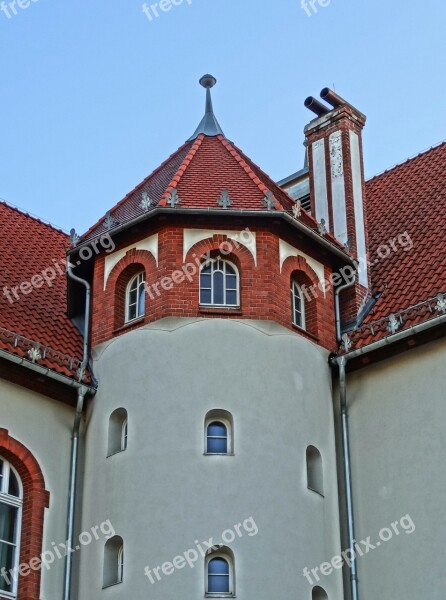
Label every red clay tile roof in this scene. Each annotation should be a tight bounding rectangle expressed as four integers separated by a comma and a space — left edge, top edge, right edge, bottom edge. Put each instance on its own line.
82, 134, 342, 250
347, 141, 446, 349
0, 201, 85, 380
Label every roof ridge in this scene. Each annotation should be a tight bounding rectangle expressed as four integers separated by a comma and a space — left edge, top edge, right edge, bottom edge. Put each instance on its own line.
0, 198, 68, 236
82, 139, 194, 238
158, 135, 205, 206
218, 136, 285, 210
367, 139, 446, 182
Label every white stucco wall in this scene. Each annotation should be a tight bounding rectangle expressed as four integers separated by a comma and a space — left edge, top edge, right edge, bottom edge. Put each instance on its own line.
77, 318, 344, 600
0, 378, 74, 599
342, 337, 446, 600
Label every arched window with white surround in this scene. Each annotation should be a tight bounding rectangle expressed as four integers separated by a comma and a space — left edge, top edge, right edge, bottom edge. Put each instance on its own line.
306, 445, 324, 496
312, 585, 328, 600
103, 536, 124, 588
205, 546, 235, 597
0, 458, 22, 597
200, 259, 239, 307
205, 410, 234, 455
291, 279, 306, 329
108, 409, 128, 456
125, 271, 146, 322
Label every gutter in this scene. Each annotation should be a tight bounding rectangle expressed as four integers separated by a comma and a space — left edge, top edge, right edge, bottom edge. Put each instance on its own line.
0, 348, 95, 392
330, 309, 446, 600
69, 208, 355, 266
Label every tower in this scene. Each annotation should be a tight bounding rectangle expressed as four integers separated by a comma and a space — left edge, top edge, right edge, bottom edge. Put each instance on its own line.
66, 76, 355, 599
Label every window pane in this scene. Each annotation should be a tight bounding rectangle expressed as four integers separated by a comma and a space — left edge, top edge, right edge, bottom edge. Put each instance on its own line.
129, 289, 137, 305
128, 304, 137, 321
226, 274, 237, 290
208, 557, 229, 574
208, 574, 230, 593
213, 272, 224, 304
0, 542, 14, 592
208, 422, 227, 437
0, 505, 17, 543
225, 264, 236, 275
207, 437, 228, 454
8, 472, 19, 498
138, 285, 145, 317
200, 289, 212, 305
226, 290, 237, 306
201, 264, 212, 274
200, 273, 212, 288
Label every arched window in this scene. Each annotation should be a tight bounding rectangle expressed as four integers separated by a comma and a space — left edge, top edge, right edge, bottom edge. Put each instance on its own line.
103, 536, 124, 588
125, 271, 146, 322
205, 547, 235, 597
200, 259, 239, 307
291, 280, 306, 329
108, 409, 128, 456
306, 445, 324, 496
312, 585, 328, 600
205, 410, 234, 455
0, 458, 22, 596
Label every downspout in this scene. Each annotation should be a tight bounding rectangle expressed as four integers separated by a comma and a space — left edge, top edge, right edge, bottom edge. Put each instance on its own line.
333, 265, 358, 599
338, 355, 359, 600
64, 265, 91, 600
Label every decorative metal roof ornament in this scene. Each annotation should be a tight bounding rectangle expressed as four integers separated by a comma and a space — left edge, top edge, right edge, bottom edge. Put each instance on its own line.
104, 211, 118, 230
436, 293, 446, 314
341, 333, 352, 352
217, 189, 232, 209
166, 189, 181, 208
387, 314, 400, 334
28, 345, 42, 363
263, 191, 277, 210
292, 200, 302, 219
318, 218, 327, 237
69, 228, 80, 248
139, 192, 153, 213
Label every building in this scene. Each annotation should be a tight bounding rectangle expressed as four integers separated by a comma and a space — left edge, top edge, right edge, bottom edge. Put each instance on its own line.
0, 75, 445, 600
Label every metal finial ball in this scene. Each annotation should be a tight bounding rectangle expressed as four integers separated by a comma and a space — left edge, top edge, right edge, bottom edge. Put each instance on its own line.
199, 74, 217, 89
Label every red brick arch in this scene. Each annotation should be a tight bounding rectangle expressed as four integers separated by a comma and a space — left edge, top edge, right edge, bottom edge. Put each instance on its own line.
185, 234, 256, 310
282, 255, 322, 338
0, 428, 49, 600
106, 249, 157, 330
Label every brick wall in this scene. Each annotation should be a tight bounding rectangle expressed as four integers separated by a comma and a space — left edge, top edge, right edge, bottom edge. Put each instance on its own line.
90, 222, 339, 351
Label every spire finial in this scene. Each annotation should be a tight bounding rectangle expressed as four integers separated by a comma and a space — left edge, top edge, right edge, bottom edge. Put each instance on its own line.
188, 74, 225, 141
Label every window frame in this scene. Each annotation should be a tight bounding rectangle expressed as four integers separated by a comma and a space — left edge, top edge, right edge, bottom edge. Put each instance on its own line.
0, 458, 23, 599
306, 445, 324, 497
103, 536, 124, 588
291, 280, 306, 329
205, 551, 235, 598
121, 419, 128, 452
125, 271, 146, 323
199, 258, 240, 308
204, 412, 234, 456
107, 409, 129, 457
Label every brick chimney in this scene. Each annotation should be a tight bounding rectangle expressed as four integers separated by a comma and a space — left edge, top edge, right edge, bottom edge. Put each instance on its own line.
304, 88, 370, 324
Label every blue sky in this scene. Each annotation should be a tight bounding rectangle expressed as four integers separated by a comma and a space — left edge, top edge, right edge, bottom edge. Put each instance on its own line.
0, 0, 444, 233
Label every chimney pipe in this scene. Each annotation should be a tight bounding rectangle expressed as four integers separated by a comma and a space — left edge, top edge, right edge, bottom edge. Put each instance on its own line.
320, 88, 366, 121
304, 96, 330, 117
320, 87, 348, 108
